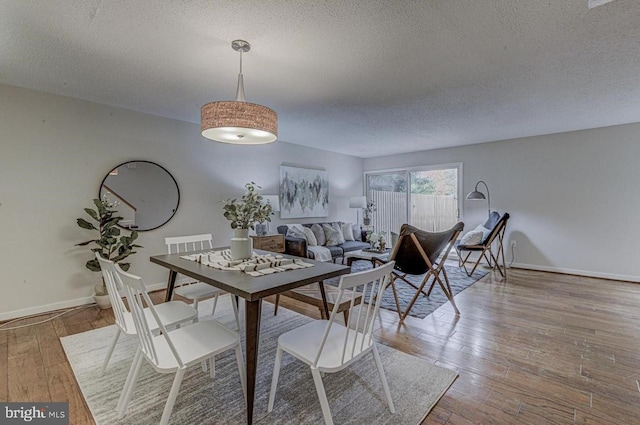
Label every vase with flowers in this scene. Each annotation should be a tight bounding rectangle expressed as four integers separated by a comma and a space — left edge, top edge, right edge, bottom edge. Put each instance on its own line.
363, 200, 376, 226
366, 230, 387, 252
223, 182, 273, 260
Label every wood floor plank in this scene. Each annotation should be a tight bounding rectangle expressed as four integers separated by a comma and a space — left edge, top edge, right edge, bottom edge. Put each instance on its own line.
47, 362, 94, 425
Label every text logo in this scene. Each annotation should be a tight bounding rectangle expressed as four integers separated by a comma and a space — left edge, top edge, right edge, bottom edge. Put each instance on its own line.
1, 403, 68, 424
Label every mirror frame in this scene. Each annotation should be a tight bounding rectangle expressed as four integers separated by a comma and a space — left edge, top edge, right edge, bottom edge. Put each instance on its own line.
98, 160, 181, 231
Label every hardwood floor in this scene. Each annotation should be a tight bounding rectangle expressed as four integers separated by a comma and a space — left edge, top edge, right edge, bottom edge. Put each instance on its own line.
2, 268, 640, 424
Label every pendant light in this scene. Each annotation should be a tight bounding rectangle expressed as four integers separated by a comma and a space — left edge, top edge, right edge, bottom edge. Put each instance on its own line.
201, 40, 278, 144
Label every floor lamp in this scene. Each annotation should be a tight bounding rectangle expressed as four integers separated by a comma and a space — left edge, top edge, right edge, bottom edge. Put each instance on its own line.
466, 180, 491, 218
349, 196, 367, 225
466, 181, 493, 267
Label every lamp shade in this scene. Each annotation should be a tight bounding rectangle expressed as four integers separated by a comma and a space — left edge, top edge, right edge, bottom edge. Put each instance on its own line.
263, 195, 280, 212
201, 101, 277, 144
466, 191, 486, 200
349, 196, 367, 209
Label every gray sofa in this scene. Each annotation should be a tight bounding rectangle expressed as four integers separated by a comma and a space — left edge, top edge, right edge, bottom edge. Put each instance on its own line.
277, 222, 370, 262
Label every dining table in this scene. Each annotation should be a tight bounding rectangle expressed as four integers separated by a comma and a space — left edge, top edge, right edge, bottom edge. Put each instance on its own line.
150, 249, 350, 425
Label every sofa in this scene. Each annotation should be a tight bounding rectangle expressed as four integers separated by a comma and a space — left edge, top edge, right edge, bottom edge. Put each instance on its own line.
277, 222, 370, 262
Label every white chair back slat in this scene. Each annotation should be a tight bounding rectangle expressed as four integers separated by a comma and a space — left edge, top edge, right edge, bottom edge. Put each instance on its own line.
96, 254, 131, 333
313, 261, 395, 368
165, 234, 213, 254
116, 264, 185, 369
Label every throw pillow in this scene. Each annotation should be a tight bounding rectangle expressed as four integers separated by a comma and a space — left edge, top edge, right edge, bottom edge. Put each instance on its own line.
302, 226, 318, 246
311, 223, 326, 246
460, 230, 483, 246
474, 224, 492, 242
330, 222, 346, 244
286, 227, 308, 243
323, 223, 344, 246
341, 222, 355, 241
352, 224, 362, 241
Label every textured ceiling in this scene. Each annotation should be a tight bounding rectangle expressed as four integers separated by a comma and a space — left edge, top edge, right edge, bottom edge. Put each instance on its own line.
1, 0, 639, 158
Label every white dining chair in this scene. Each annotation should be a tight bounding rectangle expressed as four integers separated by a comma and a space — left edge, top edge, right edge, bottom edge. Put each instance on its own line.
165, 234, 240, 330
114, 262, 247, 425
96, 254, 198, 377
268, 261, 397, 425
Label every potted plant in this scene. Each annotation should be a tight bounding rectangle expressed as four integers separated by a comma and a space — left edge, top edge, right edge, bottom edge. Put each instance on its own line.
223, 182, 273, 260
363, 200, 377, 226
76, 197, 142, 308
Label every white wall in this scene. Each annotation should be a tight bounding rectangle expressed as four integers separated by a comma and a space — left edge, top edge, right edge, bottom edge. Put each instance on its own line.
364, 124, 640, 282
0, 84, 363, 320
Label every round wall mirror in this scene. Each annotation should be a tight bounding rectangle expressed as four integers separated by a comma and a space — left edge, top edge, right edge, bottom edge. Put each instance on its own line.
98, 160, 180, 231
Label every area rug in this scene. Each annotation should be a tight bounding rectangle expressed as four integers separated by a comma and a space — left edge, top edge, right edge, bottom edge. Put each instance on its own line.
330, 260, 489, 319
61, 299, 457, 425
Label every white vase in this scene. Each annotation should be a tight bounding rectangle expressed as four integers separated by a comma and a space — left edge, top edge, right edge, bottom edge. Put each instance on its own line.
231, 228, 253, 260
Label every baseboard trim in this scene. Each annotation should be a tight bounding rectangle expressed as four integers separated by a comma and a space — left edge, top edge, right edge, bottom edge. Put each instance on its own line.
0, 281, 172, 322
510, 263, 640, 283
0, 296, 95, 322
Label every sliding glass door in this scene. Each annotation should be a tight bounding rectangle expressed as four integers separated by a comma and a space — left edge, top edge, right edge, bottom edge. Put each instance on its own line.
366, 164, 461, 237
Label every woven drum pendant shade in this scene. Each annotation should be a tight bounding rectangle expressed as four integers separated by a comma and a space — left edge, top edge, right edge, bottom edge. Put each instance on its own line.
201, 101, 277, 144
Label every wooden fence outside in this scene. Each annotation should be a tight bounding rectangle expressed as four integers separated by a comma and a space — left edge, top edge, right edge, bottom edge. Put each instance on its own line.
370, 190, 458, 236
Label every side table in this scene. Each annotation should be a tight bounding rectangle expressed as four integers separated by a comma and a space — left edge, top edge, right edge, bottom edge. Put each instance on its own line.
250, 234, 285, 253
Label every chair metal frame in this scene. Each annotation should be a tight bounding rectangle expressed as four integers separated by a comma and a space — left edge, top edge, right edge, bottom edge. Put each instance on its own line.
456, 213, 509, 279
383, 223, 464, 322
268, 261, 397, 425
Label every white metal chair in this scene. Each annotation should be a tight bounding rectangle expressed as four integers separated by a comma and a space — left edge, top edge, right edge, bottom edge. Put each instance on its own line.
268, 261, 397, 425
96, 254, 197, 377
115, 262, 247, 425
165, 234, 240, 330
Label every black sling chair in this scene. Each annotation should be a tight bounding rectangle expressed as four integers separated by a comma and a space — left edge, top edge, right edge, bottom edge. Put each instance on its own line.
456, 212, 510, 279
375, 222, 464, 322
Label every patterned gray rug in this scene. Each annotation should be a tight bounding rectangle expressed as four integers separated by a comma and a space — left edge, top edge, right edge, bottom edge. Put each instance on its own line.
330, 260, 488, 319
61, 299, 457, 425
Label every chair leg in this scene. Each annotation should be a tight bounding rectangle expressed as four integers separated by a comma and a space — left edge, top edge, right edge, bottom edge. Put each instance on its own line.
389, 279, 403, 320
210, 293, 220, 317
311, 367, 334, 425
268, 346, 283, 412
209, 357, 215, 379
235, 345, 247, 403
372, 344, 395, 413
116, 347, 140, 413
101, 328, 121, 376
159, 368, 186, 425
117, 348, 144, 418
399, 276, 430, 323
436, 269, 460, 316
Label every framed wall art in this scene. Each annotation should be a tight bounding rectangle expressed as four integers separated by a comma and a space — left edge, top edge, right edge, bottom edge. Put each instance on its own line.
279, 165, 329, 218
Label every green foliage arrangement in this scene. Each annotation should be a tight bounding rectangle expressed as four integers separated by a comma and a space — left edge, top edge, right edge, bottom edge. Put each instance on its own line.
76, 198, 142, 294
363, 200, 377, 220
223, 182, 273, 230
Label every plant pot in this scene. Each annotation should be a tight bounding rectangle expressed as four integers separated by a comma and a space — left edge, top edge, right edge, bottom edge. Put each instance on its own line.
93, 293, 111, 309
231, 228, 253, 260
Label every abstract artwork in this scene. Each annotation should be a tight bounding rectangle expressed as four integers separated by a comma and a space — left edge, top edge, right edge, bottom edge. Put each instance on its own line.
280, 165, 329, 218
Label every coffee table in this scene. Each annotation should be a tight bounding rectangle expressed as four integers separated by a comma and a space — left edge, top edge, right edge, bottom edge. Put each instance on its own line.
344, 248, 391, 267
